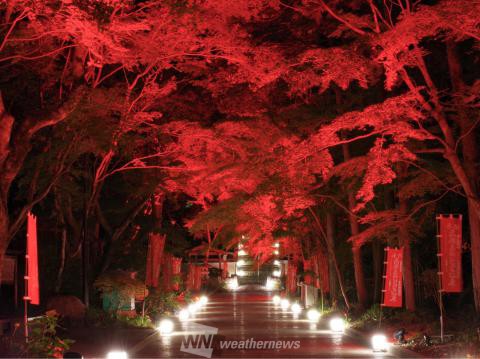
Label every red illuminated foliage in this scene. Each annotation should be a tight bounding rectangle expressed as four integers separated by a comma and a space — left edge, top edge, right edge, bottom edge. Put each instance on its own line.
0, 0, 479, 313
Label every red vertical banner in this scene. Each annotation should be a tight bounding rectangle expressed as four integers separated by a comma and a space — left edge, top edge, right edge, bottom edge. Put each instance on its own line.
145, 233, 165, 287
186, 263, 195, 290
26, 213, 40, 305
194, 266, 203, 291
162, 253, 173, 291
221, 258, 228, 279
438, 215, 463, 293
186, 264, 202, 291
172, 257, 182, 291
287, 263, 297, 294
382, 247, 403, 308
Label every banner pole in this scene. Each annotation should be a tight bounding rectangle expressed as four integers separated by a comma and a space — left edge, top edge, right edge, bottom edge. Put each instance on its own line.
379, 247, 388, 329
23, 251, 29, 341
436, 215, 444, 343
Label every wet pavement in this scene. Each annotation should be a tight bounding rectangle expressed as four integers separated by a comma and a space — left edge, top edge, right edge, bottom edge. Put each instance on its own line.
70, 290, 416, 358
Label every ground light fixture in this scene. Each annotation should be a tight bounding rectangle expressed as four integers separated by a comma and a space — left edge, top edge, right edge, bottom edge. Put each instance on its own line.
272, 295, 281, 305
228, 277, 239, 291
178, 308, 190, 321
371, 334, 389, 352
329, 317, 346, 333
199, 295, 208, 306
291, 303, 302, 315
280, 298, 290, 310
273, 250, 279, 255
265, 277, 275, 291
158, 319, 175, 336
188, 303, 198, 315
307, 309, 321, 323
106, 351, 128, 359
237, 269, 246, 277
273, 260, 280, 266
237, 259, 246, 266
272, 270, 281, 277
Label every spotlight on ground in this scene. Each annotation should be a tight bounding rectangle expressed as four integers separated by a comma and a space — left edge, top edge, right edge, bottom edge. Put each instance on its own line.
329, 317, 346, 333
188, 302, 199, 315
157, 319, 175, 336
227, 277, 239, 291
199, 295, 208, 306
272, 295, 281, 305
178, 308, 190, 321
307, 309, 321, 323
280, 298, 290, 310
291, 303, 302, 315
371, 334, 389, 352
265, 277, 275, 291
237, 269, 246, 277
272, 270, 281, 277
106, 351, 128, 359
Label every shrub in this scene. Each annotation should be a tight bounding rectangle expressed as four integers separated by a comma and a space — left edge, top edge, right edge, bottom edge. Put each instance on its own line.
27, 311, 74, 358
144, 290, 180, 317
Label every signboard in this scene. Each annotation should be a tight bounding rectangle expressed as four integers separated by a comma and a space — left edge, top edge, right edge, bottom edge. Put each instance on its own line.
382, 247, 403, 308
438, 215, 463, 293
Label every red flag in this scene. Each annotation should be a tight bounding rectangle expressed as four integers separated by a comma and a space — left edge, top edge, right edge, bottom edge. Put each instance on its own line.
287, 263, 297, 294
186, 263, 196, 291
172, 257, 182, 291
382, 247, 403, 308
162, 253, 173, 291
220, 258, 228, 279
438, 215, 463, 293
195, 266, 203, 291
145, 233, 165, 287
303, 258, 314, 286
26, 213, 40, 305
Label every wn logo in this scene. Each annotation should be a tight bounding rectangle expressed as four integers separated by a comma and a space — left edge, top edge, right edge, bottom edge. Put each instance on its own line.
180, 322, 218, 358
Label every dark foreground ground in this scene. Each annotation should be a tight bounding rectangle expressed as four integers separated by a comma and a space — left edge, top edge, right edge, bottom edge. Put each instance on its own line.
66, 290, 416, 358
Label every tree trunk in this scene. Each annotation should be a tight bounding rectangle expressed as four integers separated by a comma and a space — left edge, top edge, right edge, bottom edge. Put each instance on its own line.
399, 198, 416, 311
342, 143, 368, 308
54, 227, 67, 293
447, 41, 480, 312
326, 212, 338, 301
468, 199, 480, 312
352, 246, 368, 308
308, 207, 350, 309
54, 190, 67, 294
0, 204, 8, 284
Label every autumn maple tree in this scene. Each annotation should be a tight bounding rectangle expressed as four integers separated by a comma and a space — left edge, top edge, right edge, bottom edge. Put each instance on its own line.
1, 0, 479, 315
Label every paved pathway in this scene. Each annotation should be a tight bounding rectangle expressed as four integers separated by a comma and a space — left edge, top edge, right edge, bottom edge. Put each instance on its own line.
70, 290, 416, 358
